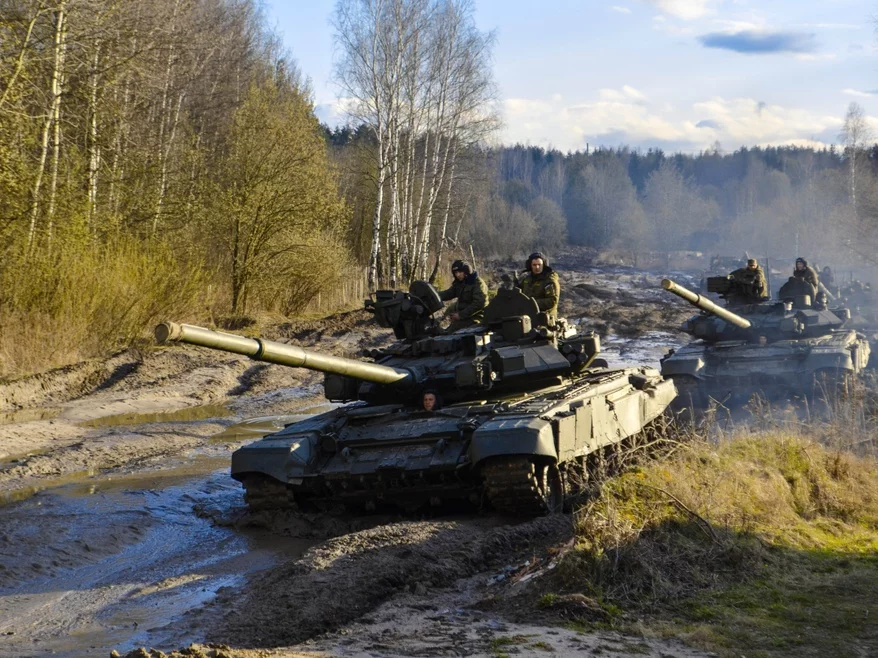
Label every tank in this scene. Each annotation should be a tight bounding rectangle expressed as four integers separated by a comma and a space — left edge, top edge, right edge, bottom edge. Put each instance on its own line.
156, 282, 676, 516
660, 276, 871, 406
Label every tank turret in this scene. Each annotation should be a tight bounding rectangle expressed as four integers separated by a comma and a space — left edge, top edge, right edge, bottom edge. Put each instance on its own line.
157, 281, 676, 515
157, 285, 600, 407
662, 277, 852, 343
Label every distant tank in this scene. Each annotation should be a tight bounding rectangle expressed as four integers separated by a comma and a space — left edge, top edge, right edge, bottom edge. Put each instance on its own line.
661, 276, 871, 406
156, 283, 676, 516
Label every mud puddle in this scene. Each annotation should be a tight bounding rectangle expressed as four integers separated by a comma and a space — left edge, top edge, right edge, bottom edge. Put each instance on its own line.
601, 330, 685, 368
78, 403, 234, 428
0, 460, 314, 658
0, 407, 62, 425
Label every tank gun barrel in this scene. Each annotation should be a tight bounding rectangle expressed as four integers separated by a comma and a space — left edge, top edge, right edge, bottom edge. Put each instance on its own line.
661, 279, 752, 329
155, 322, 413, 385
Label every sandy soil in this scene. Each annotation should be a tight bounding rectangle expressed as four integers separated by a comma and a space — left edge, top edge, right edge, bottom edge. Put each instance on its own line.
0, 263, 704, 658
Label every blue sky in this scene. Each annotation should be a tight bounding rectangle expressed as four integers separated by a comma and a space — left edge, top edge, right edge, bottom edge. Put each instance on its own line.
265, 0, 878, 153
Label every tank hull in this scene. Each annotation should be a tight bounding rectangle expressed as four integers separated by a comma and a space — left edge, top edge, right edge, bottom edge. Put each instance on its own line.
231, 366, 676, 515
661, 329, 871, 404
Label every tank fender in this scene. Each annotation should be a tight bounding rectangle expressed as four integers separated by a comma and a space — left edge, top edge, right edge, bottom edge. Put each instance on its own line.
660, 356, 705, 378
231, 431, 318, 485
468, 416, 557, 466
802, 350, 854, 372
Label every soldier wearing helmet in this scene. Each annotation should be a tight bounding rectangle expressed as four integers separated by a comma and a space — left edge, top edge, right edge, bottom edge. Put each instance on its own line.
518, 252, 561, 321
729, 258, 768, 301
793, 257, 819, 288
438, 260, 488, 332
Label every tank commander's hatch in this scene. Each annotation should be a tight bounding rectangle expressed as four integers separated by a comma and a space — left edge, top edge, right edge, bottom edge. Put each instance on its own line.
483, 288, 541, 326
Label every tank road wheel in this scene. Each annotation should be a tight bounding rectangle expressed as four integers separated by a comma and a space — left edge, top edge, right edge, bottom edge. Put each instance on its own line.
241, 475, 295, 512
482, 457, 565, 516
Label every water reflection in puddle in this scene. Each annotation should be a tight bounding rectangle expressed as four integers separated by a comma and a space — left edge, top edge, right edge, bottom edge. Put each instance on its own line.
0, 463, 315, 657
601, 330, 684, 368
78, 404, 233, 428
0, 407, 62, 425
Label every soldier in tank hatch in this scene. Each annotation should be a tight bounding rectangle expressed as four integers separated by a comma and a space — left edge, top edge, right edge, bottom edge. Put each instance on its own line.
822, 266, 835, 291
794, 257, 819, 288
518, 252, 561, 321
438, 260, 488, 332
421, 389, 443, 412
729, 258, 769, 301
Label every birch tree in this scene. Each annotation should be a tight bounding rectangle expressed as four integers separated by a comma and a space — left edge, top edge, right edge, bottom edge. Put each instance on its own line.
333, 0, 497, 287
840, 102, 873, 211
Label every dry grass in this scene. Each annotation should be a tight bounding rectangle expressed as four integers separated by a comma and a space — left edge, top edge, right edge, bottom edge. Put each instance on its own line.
0, 237, 206, 378
556, 408, 878, 656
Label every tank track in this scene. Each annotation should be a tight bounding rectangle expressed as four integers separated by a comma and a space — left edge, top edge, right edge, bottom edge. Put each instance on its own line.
241, 475, 297, 511
481, 456, 561, 516
242, 458, 563, 515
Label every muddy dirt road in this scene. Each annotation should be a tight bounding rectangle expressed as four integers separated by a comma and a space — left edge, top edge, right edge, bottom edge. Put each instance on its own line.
0, 264, 700, 658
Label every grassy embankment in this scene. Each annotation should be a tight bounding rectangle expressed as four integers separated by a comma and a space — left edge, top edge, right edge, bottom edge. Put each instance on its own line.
549, 400, 878, 657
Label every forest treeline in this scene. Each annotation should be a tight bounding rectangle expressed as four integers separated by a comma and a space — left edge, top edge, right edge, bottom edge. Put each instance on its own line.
333, 122, 878, 273
0, 0, 348, 375
1, 0, 877, 377
461, 137, 878, 264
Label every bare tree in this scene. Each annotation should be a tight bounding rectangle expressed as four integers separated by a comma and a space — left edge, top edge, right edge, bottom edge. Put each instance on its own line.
333, 0, 497, 287
839, 101, 874, 211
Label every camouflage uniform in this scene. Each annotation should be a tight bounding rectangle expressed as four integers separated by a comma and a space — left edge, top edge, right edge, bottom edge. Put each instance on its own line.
518, 253, 561, 320
439, 268, 488, 332
793, 258, 819, 288
729, 265, 768, 300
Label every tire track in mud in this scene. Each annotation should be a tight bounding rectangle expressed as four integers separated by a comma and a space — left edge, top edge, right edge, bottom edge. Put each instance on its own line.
0, 352, 139, 412
207, 515, 572, 648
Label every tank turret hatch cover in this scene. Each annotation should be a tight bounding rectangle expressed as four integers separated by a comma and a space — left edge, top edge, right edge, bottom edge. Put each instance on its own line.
409, 280, 444, 314
483, 287, 541, 325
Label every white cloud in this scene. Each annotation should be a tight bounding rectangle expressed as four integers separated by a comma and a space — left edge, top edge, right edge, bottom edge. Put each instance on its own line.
598, 86, 647, 102
691, 97, 841, 146
499, 92, 853, 152
643, 0, 719, 21
611, 5, 632, 14
652, 14, 696, 35
843, 88, 875, 98
801, 23, 863, 31
794, 53, 837, 62
710, 19, 766, 33
315, 97, 359, 126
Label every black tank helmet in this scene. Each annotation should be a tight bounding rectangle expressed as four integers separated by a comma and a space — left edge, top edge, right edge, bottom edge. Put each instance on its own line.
451, 259, 472, 275
525, 252, 549, 273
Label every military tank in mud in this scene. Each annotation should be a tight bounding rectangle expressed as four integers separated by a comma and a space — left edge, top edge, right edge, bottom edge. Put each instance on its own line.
156, 283, 676, 516
660, 276, 871, 407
